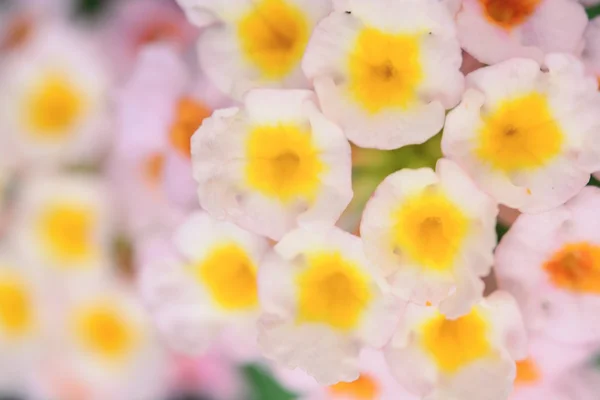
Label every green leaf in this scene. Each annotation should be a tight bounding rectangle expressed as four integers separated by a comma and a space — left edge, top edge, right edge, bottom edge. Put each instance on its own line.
241, 364, 297, 400
496, 222, 509, 243
587, 4, 600, 19
588, 175, 600, 188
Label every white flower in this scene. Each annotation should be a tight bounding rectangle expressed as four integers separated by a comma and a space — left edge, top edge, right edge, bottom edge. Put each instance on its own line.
0, 23, 111, 168
177, 0, 331, 99
139, 211, 269, 358
360, 159, 497, 318
442, 54, 600, 213
384, 291, 527, 400
192, 89, 353, 240
11, 174, 113, 278
258, 226, 402, 385
302, 0, 464, 150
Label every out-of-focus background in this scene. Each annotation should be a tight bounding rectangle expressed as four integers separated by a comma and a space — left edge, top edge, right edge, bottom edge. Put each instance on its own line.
1, 0, 600, 399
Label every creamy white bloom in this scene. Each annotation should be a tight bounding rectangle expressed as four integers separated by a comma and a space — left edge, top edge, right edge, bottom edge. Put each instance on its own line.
11, 174, 113, 278
177, 0, 331, 99
0, 23, 111, 168
139, 211, 269, 358
361, 159, 498, 318
258, 226, 402, 385
443, 54, 600, 213
192, 89, 353, 240
302, 0, 464, 149
384, 291, 527, 400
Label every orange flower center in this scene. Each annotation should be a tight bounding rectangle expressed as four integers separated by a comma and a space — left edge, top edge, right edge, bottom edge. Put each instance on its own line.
169, 97, 211, 158
515, 358, 541, 385
136, 21, 182, 49
543, 242, 600, 294
143, 152, 165, 186
479, 0, 541, 29
329, 374, 379, 399
1, 14, 33, 51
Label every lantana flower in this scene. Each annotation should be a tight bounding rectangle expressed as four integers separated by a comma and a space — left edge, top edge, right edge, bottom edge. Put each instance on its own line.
32, 280, 168, 400
495, 186, 600, 345
443, 54, 600, 213
113, 44, 226, 234
0, 23, 111, 168
11, 174, 112, 278
510, 335, 590, 400
258, 226, 402, 385
302, 0, 464, 150
139, 211, 269, 356
360, 159, 497, 318
583, 17, 600, 83
275, 349, 418, 400
176, 0, 331, 99
384, 291, 527, 400
192, 89, 352, 240
456, 0, 588, 65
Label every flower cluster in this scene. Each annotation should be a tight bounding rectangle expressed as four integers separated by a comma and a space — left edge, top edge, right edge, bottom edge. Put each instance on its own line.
1, 0, 600, 399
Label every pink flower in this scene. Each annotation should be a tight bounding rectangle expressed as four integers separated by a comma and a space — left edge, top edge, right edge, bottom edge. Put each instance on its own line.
456, 0, 588, 64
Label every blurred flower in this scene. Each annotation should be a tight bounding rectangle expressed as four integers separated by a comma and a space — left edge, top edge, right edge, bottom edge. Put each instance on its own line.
495, 186, 600, 346
443, 54, 600, 213
11, 173, 113, 281
112, 44, 227, 235
101, 0, 198, 78
139, 211, 269, 357
456, 0, 588, 64
31, 280, 168, 400
384, 291, 527, 400
302, 0, 464, 150
360, 159, 498, 318
192, 89, 352, 240
258, 226, 402, 385
275, 349, 418, 400
0, 23, 112, 169
177, 0, 331, 99
583, 17, 600, 85
510, 336, 590, 400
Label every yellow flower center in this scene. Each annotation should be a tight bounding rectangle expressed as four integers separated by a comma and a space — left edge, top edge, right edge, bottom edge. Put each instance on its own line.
237, 0, 309, 80
193, 243, 259, 311
296, 252, 372, 331
477, 93, 563, 173
392, 189, 468, 271
245, 124, 324, 203
348, 28, 423, 114
22, 72, 87, 138
543, 242, 600, 294
73, 302, 139, 362
0, 273, 33, 338
328, 374, 379, 399
421, 309, 492, 373
169, 97, 212, 158
38, 203, 96, 265
480, 0, 541, 29
515, 358, 541, 385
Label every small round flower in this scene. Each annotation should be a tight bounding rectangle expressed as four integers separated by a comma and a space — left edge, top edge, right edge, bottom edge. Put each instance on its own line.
139, 211, 269, 356
583, 17, 600, 83
302, 0, 464, 150
11, 174, 113, 278
176, 0, 331, 99
456, 0, 588, 65
112, 44, 227, 235
192, 89, 353, 240
275, 349, 418, 400
257, 226, 402, 385
495, 186, 600, 346
360, 159, 497, 318
384, 291, 527, 400
442, 54, 600, 213
0, 23, 111, 168
32, 280, 168, 400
